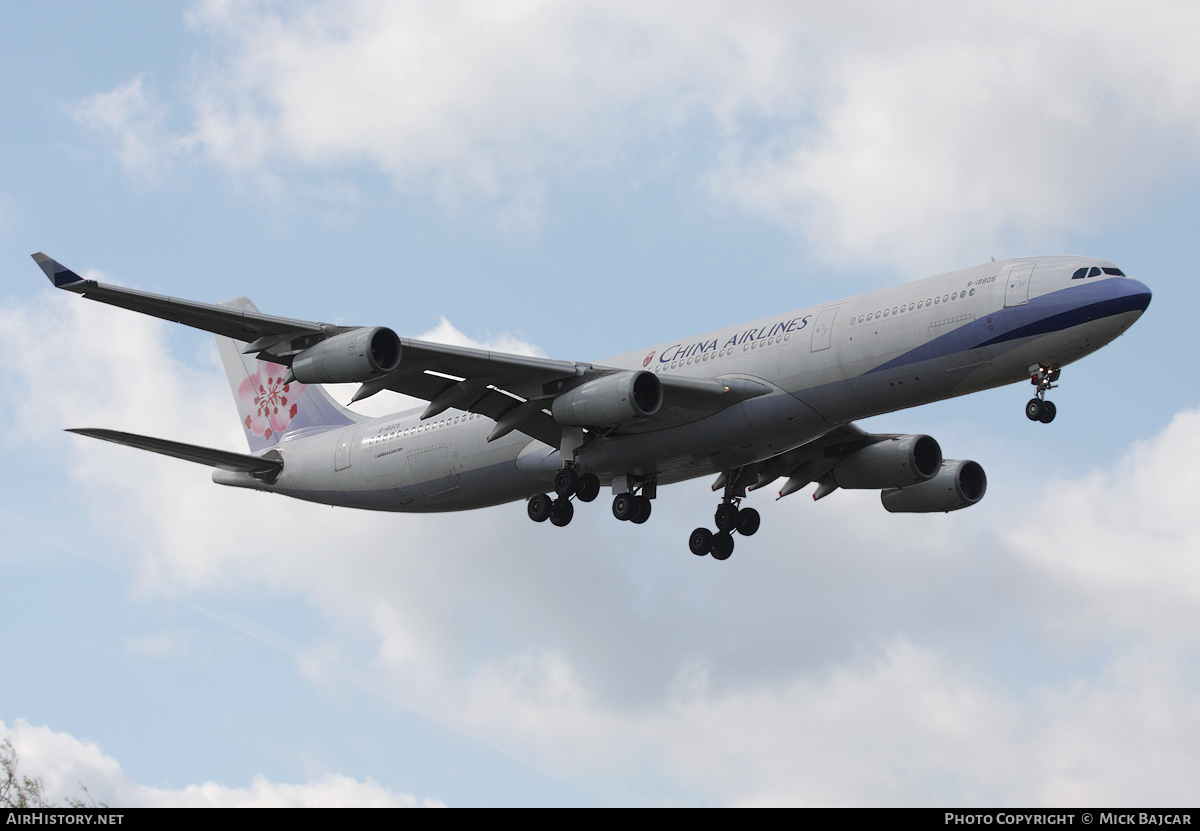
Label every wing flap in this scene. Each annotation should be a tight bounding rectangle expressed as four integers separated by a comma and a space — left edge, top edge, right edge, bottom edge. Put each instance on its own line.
734, 423, 877, 497
397, 338, 580, 384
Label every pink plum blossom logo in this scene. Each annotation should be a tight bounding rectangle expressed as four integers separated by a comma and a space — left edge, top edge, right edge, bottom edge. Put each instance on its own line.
643, 351, 655, 368
238, 362, 303, 442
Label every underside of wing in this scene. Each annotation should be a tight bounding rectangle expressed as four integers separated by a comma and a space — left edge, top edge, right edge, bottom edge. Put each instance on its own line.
724, 424, 985, 513
33, 253, 336, 342
727, 423, 878, 496
35, 254, 774, 450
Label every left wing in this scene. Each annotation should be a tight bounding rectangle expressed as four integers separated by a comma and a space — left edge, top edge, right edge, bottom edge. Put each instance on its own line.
34, 253, 580, 445
35, 254, 770, 448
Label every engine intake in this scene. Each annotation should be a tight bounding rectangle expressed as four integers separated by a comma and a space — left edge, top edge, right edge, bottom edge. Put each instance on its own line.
881, 460, 987, 513
291, 327, 402, 384
552, 371, 663, 427
833, 434, 942, 489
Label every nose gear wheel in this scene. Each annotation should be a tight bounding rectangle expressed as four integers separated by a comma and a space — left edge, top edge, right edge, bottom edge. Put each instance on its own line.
1026, 365, 1059, 423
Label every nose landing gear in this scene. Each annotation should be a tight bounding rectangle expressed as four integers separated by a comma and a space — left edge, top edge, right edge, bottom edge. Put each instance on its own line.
1026, 364, 1060, 424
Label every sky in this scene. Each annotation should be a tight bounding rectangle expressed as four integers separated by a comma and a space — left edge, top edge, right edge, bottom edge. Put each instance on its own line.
1, 0, 1198, 807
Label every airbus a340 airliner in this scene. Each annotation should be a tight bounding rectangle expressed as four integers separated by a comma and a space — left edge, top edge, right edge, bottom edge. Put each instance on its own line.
35, 253, 1150, 560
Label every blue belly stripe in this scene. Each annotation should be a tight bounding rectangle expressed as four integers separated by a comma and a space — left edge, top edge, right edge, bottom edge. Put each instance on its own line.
867, 281, 1150, 376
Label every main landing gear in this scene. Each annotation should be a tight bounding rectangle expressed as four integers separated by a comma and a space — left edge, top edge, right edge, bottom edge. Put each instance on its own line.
687, 468, 760, 560
1025, 364, 1060, 424
688, 501, 760, 561
526, 466, 600, 528
528, 463, 764, 563
612, 491, 652, 524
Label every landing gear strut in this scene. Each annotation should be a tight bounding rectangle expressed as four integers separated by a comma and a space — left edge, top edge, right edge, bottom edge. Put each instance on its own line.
528, 465, 600, 528
689, 469, 761, 560
1026, 364, 1060, 424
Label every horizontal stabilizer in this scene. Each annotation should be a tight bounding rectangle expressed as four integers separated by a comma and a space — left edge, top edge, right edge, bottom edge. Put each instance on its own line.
66, 428, 283, 480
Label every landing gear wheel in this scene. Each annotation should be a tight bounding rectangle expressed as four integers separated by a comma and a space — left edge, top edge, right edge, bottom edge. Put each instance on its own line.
550, 498, 574, 527
575, 473, 601, 503
711, 532, 734, 560
630, 495, 652, 524
714, 502, 739, 532
689, 528, 713, 556
735, 507, 760, 537
613, 493, 636, 521
1025, 398, 1044, 421
554, 468, 579, 497
528, 493, 553, 522
1038, 400, 1057, 423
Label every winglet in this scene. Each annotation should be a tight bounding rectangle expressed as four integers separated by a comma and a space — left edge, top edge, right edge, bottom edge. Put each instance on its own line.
31, 253, 86, 288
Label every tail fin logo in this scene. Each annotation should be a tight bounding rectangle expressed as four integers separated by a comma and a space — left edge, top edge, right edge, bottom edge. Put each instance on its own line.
239, 362, 304, 442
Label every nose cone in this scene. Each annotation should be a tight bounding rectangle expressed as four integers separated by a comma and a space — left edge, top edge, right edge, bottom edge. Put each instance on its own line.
1116, 277, 1152, 315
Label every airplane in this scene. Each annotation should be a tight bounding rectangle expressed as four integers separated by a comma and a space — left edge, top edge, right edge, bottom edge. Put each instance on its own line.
33, 252, 1151, 561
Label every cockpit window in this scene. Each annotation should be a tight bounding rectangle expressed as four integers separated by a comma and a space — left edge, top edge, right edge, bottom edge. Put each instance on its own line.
1074, 265, 1125, 279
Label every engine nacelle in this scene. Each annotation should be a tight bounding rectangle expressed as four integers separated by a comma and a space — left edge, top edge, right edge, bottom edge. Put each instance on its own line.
290, 327, 402, 384
833, 434, 942, 489
880, 460, 987, 513
552, 371, 663, 426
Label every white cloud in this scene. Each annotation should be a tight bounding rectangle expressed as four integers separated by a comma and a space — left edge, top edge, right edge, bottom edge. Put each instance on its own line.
416, 315, 546, 357
71, 76, 192, 184
0, 719, 440, 807
1004, 406, 1200, 642
707, 1, 1200, 269
70, 1, 1200, 267
6, 289, 1200, 805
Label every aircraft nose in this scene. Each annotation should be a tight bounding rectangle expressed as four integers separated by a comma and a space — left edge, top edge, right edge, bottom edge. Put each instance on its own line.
1115, 277, 1152, 315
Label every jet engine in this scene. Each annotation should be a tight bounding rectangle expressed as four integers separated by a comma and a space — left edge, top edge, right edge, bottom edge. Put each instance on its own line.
832, 434, 943, 489
880, 460, 987, 513
290, 327, 402, 384
552, 370, 663, 427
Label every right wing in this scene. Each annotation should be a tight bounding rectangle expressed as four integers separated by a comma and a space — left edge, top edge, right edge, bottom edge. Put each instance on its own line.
733, 423, 878, 497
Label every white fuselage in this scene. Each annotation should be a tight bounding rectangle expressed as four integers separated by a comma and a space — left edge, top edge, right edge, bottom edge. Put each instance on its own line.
246, 256, 1150, 511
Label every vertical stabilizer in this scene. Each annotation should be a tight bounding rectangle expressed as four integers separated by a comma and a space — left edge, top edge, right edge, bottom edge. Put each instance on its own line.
216, 297, 359, 453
